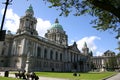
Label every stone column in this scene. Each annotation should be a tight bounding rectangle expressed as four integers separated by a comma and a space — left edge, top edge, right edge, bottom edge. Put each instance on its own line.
53, 51, 55, 60
22, 38, 26, 55
41, 46, 44, 58
34, 43, 37, 56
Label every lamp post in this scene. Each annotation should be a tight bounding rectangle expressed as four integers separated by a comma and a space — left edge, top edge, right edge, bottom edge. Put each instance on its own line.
116, 28, 120, 51
115, 28, 120, 71
0, 0, 12, 41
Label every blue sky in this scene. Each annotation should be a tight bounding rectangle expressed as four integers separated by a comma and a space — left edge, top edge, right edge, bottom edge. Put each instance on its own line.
0, 0, 119, 56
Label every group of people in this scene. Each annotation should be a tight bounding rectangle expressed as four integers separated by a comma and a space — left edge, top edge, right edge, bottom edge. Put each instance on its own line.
73, 72, 80, 77
15, 70, 39, 80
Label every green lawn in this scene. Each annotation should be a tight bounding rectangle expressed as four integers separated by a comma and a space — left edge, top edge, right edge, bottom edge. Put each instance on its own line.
0, 76, 20, 80
35, 72, 117, 80
0, 71, 117, 80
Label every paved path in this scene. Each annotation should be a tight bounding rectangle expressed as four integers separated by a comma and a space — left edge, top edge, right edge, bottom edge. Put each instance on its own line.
0, 72, 69, 80
105, 73, 120, 80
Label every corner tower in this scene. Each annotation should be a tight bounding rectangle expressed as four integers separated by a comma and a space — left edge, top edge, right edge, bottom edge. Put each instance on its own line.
82, 42, 89, 55
16, 5, 38, 35
45, 18, 68, 46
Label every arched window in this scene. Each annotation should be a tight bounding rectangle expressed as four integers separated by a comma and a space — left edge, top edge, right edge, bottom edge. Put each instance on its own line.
44, 48, 47, 59
1, 48, 5, 55
37, 46, 41, 57
74, 54, 75, 62
71, 53, 72, 62
56, 52, 58, 60
77, 54, 78, 61
60, 53, 62, 61
50, 50, 53, 60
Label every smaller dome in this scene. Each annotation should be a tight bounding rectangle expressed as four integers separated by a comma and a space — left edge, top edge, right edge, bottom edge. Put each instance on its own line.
25, 4, 34, 16
50, 18, 63, 30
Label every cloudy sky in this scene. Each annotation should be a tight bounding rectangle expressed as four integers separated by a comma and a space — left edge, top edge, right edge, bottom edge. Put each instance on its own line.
0, 0, 119, 56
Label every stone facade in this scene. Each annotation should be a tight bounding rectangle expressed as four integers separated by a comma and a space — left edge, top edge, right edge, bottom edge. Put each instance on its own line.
0, 5, 91, 72
92, 50, 120, 71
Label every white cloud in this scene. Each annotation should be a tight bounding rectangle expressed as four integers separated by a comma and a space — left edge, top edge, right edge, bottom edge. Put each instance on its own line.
1, 9, 103, 56
76, 36, 102, 56
1, 8, 20, 33
96, 51, 103, 56
1, 8, 51, 36
36, 18, 51, 37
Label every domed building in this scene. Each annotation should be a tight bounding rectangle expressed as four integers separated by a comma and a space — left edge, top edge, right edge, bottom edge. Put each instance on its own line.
45, 18, 68, 46
92, 50, 120, 71
0, 5, 91, 72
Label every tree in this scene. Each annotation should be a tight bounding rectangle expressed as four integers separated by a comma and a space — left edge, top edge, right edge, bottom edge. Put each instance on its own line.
117, 53, 120, 56
105, 62, 109, 70
89, 51, 93, 56
43, 0, 120, 34
107, 57, 117, 71
90, 62, 96, 71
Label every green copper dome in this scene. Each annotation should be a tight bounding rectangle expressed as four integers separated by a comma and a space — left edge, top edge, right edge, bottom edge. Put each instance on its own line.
50, 18, 63, 30
25, 4, 34, 16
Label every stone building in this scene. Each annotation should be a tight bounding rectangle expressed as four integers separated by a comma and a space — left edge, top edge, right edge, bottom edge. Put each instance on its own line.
92, 50, 120, 71
0, 5, 91, 72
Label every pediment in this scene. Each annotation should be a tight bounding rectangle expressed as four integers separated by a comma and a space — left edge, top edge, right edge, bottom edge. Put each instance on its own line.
68, 42, 80, 52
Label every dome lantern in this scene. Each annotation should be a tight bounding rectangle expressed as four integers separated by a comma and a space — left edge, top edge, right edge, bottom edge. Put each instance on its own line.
25, 4, 34, 16
50, 18, 63, 30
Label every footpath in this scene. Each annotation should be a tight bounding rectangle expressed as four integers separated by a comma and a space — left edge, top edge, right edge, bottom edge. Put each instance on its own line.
105, 73, 120, 80
0, 72, 69, 80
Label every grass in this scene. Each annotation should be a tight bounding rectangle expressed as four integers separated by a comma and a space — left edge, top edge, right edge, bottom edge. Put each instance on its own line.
35, 71, 117, 80
0, 76, 20, 80
78, 72, 116, 80
0, 71, 117, 80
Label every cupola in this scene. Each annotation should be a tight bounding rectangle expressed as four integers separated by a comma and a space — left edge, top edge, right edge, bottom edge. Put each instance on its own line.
25, 4, 34, 16
16, 5, 38, 35
50, 18, 63, 30
45, 18, 68, 46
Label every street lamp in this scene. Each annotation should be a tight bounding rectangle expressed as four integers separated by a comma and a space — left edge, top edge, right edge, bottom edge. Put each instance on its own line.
115, 28, 120, 51
0, 0, 12, 41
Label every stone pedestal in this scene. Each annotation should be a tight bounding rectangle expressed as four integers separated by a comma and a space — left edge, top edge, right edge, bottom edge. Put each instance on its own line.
101, 59, 105, 72
25, 56, 30, 73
